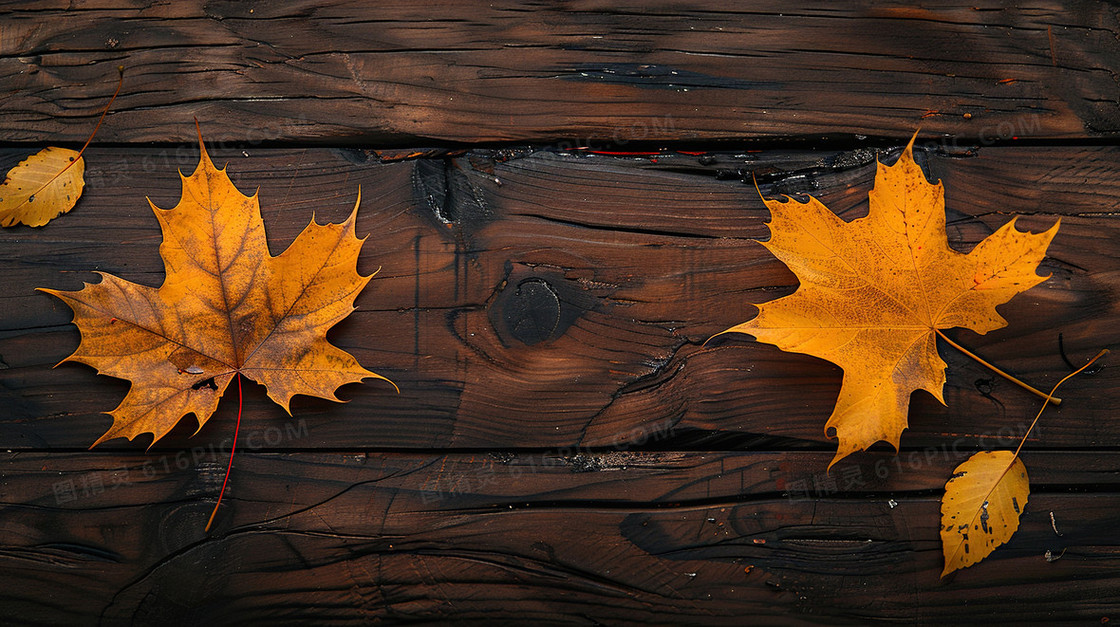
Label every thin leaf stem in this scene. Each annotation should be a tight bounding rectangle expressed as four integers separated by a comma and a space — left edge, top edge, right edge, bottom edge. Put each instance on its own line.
206, 374, 242, 532
934, 329, 1061, 406
21, 67, 124, 206
1013, 349, 1108, 459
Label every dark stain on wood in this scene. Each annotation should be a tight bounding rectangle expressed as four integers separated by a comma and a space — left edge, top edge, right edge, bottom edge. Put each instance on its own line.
557, 62, 783, 92
412, 158, 492, 230
499, 278, 562, 345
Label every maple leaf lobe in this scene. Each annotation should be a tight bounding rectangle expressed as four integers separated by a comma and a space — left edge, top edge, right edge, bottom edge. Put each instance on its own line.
716, 135, 1058, 467
40, 134, 393, 447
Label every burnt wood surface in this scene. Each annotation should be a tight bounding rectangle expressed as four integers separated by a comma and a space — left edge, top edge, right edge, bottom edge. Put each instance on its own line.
2, 2, 1120, 625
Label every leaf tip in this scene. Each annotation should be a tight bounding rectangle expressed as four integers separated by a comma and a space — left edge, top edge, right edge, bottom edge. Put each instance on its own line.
825, 450, 845, 474
702, 330, 730, 348
704, 322, 757, 348
144, 432, 167, 452
904, 128, 921, 154
881, 128, 930, 177
90, 430, 115, 450
1043, 216, 1062, 241
193, 119, 215, 173
345, 188, 363, 232
376, 373, 400, 394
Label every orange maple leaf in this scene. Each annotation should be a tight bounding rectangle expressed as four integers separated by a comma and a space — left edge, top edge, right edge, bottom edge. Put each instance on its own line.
715, 135, 1059, 468
40, 131, 395, 449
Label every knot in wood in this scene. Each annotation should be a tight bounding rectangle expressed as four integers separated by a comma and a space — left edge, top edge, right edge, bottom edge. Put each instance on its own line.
502, 278, 561, 345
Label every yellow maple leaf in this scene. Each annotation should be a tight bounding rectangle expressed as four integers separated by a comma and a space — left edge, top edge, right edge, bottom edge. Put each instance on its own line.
715, 135, 1059, 468
39, 131, 395, 448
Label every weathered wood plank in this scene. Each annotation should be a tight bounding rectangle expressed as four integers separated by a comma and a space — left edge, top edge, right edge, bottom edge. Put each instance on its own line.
4, 3, 1117, 623
3, 1, 1120, 144
0, 143, 1116, 452
2, 450, 1117, 623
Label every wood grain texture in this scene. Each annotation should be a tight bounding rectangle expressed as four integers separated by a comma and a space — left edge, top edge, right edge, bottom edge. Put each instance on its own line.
4, 5, 1120, 620
2, 450, 1117, 624
0, 143, 1115, 453
3, 1, 1120, 144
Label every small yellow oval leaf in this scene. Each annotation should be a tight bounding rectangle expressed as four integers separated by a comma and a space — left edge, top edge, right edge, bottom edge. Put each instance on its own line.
0, 147, 86, 227
940, 450, 1029, 577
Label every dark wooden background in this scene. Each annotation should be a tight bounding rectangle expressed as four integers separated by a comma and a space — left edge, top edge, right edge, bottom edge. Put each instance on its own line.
3, 1, 1120, 624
